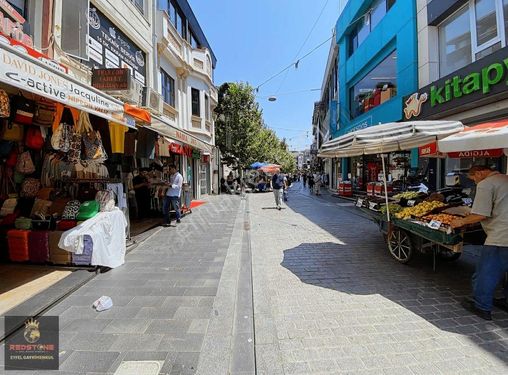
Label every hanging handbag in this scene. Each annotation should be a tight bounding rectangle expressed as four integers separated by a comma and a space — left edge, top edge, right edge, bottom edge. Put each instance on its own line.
11, 95, 35, 125
0, 90, 10, 118
33, 102, 56, 127
20, 178, 40, 198
61, 200, 81, 220
1, 122, 24, 141
16, 151, 35, 174
68, 111, 90, 163
51, 122, 73, 152
5, 148, 17, 167
25, 126, 44, 150
83, 130, 108, 162
0, 197, 17, 217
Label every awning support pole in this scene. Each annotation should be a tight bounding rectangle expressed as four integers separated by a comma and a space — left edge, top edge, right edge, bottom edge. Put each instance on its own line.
381, 153, 390, 222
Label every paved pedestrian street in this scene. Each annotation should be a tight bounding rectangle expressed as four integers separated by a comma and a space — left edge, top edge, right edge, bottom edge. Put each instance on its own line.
251, 183, 508, 374
3, 185, 508, 374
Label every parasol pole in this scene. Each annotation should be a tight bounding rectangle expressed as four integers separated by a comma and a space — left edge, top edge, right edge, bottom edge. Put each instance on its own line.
381, 152, 390, 222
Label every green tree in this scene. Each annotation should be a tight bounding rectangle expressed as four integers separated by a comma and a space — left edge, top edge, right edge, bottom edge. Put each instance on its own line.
215, 82, 297, 174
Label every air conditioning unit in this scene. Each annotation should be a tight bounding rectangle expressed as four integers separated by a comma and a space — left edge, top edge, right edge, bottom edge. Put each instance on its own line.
104, 76, 143, 105
142, 87, 164, 115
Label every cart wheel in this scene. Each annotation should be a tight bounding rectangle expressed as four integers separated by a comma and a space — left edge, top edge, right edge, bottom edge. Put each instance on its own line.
438, 250, 461, 262
385, 229, 413, 264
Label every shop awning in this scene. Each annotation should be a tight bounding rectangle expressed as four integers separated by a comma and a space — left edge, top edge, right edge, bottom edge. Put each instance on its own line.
319, 121, 464, 158
0, 42, 136, 129
149, 115, 213, 153
438, 120, 508, 153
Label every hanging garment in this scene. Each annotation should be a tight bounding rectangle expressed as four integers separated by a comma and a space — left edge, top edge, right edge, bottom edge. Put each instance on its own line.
136, 127, 156, 159
108, 122, 128, 154
106, 183, 127, 209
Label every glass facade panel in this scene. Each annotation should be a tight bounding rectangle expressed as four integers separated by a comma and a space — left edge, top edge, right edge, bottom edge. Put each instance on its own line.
438, 6, 472, 77
349, 50, 397, 119
475, 0, 498, 45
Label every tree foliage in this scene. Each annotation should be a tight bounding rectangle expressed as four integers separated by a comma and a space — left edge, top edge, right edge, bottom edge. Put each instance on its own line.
215, 82, 296, 173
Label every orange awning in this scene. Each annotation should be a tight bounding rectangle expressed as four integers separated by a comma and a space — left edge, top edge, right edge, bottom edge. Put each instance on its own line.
124, 103, 151, 124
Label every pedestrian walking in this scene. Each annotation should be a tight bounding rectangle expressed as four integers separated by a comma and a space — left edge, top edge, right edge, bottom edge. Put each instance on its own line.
163, 164, 183, 227
303, 173, 307, 188
314, 172, 322, 195
272, 171, 285, 210
308, 174, 314, 193
451, 166, 508, 320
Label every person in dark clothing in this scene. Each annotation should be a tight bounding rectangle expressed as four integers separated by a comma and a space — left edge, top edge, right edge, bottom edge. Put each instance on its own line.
133, 168, 151, 219
308, 174, 314, 192
303, 174, 307, 188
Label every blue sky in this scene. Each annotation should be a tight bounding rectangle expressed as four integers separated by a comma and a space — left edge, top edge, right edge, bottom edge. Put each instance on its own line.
188, 0, 345, 151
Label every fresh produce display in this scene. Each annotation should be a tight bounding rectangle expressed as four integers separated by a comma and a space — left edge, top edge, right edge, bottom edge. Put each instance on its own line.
393, 191, 421, 200
380, 204, 402, 215
395, 201, 447, 219
423, 213, 459, 226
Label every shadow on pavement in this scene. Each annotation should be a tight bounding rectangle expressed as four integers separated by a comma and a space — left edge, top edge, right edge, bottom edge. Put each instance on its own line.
280, 183, 508, 364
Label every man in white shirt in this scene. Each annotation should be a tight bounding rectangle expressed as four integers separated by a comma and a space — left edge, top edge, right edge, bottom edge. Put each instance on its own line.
163, 164, 183, 227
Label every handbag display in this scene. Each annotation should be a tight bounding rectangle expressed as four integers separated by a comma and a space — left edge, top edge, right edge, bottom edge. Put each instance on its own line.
1, 122, 24, 141
11, 95, 35, 125
20, 178, 40, 198
76, 200, 100, 221
25, 126, 44, 150
16, 151, 35, 174
0, 198, 17, 217
61, 200, 81, 220
0, 90, 10, 118
33, 102, 56, 127
30, 198, 53, 218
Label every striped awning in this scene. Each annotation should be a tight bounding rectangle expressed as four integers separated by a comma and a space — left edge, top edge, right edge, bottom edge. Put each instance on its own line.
319, 121, 464, 158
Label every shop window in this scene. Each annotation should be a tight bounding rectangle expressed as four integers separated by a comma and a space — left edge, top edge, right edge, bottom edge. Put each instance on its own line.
191, 88, 200, 117
161, 70, 176, 107
349, 50, 397, 119
61, 0, 89, 60
349, 0, 396, 56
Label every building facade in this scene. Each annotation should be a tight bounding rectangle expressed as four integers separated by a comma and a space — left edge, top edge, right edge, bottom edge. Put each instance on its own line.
317, 0, 419, 191
405, 0, 508, 184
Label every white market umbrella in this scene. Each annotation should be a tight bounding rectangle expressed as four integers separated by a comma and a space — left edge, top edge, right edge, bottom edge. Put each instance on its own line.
438, 120, 508, 152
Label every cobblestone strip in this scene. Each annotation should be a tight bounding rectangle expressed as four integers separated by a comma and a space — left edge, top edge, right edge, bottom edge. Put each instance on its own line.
196, 198, 247, 375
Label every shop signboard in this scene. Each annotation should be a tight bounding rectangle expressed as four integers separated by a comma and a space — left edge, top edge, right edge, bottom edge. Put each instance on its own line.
447, 149, 504, 158
92, 68, 130, 90
87, 8, 146, 85
418, 142, 438, 157
0, 43, 131, 127
403, 46, 508, 120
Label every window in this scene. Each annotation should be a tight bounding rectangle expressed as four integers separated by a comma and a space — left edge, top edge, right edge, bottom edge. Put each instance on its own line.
161, 70, 175, 107
130, 0, 144, 14
349, 50, 397, 119
349, 0, 396, 55
61, 0, 89, 60
190, 32, 199, 49
191, 88, 200, 117
168, 1, 186, 38
439, 6, 472, 77
439, 0, 508, 77
205, 94, 210, 120
474, 0, 497, 46
7, 0, 25, 16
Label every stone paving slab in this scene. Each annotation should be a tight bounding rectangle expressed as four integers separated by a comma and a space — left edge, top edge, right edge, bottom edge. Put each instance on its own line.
250, 182, 508, 374
0, 196, 241, 374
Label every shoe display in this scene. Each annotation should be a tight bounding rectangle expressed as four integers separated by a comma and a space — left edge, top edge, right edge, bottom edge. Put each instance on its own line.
461, 298, 492, 320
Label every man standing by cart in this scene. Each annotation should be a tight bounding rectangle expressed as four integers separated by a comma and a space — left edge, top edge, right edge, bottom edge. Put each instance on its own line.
451, 166, 508, 320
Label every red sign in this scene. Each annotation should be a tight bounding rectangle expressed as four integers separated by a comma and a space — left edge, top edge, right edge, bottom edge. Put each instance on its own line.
448, 149, 504, 158
169, 143, 184, 155
92, 68, 130, 90
419, 142, 438, 157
